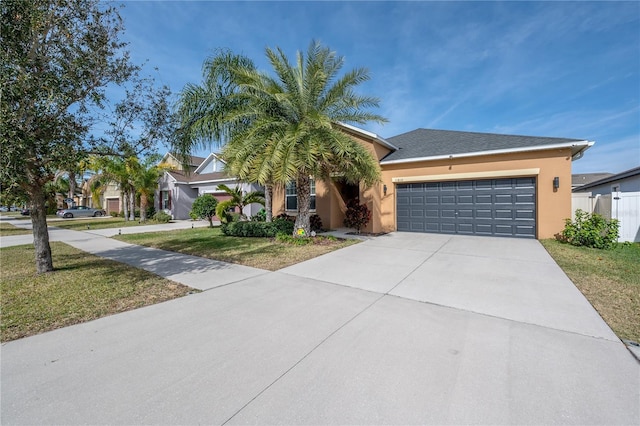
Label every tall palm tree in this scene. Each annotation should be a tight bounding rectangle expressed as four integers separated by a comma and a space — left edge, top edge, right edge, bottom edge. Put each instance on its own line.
214, 183, 265, 222
173, 41, 386, 234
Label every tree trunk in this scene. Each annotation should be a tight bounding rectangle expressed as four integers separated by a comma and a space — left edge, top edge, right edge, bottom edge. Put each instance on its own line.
140, 193, 147, 222
68, 171, 77, 205
293, 174, 311, 237
31, 188, 54, 273
129, 191, 135, 221
122, 190, 129, 221
265, 184, 273, 223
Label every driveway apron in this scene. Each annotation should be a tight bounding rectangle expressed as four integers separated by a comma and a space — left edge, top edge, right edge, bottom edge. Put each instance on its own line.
281, 232, 617, 340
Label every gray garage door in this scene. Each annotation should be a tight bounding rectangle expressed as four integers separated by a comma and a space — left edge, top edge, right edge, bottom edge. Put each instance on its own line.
396, 177, 536, 238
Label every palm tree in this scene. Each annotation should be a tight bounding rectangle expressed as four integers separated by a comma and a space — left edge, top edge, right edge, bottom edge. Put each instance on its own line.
89, 155, 136, 221
173, 41, 386, 234
214, 184, 265, 222
132, 156, 167, 222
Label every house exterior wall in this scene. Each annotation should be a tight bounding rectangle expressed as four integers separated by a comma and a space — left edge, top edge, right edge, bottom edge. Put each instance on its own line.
271, 130, 389, 232
379, 148, 574, 239
156, 173, 198, 220
198, 182, 265, 218
273, 145, 574, 239
102, 183, 121, 213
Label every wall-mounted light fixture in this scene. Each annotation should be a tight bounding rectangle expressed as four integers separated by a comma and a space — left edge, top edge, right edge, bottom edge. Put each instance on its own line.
553, 177, 560, 190
383, 184, 387, 196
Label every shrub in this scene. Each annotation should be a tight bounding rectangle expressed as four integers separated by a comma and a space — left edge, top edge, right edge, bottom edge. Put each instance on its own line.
153, 211, 171, 223
146, 206, 156, 219
191, 194, 218, 227
310, 214, 323, 231
221, 217, 295, 237
109, 211, 119, 217
344, 200, 371, 233
560, 209, 620, 249
272, 217, 295, 235
251, 209, 266, 222
275, 233, 313, 245
275, 212, 295, 222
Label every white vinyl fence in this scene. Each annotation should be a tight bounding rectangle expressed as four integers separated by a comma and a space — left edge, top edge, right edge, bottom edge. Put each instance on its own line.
572, 191, 640, 242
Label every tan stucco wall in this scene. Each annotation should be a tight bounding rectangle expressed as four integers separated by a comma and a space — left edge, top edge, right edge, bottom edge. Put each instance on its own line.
272, 130, 388, 232
378, 148, 574, 238
271, 133, 573, 239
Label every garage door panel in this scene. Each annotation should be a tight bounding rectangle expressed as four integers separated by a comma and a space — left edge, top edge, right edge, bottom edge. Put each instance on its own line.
441, 195, 456, 204
476, 209, 492, 218
457, 195, 473, 204
516, 193, 535, 204
495, 194, 514, 204
496, 209, 514, 219
516, 209, 535, 220
475, 194, 492, 204
396, 177, 536, 238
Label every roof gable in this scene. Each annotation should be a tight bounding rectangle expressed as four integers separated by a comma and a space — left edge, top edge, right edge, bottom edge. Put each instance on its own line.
382, 128, 592, 164
193, 153, 226, 174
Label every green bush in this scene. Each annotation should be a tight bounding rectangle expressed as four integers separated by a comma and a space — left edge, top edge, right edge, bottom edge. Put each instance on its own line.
275, 233, 313, 245
109, 211, 119, 217
251, 209, 266, 222
153, 211, 172, 223
272, 217, 295, 235
146, 206, 156, 218
191, 194, 218, 227
561, 209, 620, 249
221, 218, 294, 237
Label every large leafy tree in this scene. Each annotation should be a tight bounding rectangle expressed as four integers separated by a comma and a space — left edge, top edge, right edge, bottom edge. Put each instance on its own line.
173, 41, 386, 235
1, 0, 135, 272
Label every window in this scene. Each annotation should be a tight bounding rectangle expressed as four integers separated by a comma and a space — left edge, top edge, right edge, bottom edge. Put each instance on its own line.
160, 191, 171, 210
285, 179, 315, 211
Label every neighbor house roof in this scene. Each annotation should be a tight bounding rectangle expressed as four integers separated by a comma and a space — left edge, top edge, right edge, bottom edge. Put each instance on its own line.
573, 166, 640, 192
166, 170, 233, 184
572, 172, 614, 188
380, 128, 593, 165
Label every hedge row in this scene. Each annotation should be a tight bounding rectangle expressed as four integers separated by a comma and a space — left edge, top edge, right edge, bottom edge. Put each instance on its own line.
221, 218, 295, 237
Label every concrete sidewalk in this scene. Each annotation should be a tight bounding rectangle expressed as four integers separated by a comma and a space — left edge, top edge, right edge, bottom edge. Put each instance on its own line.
1, 227, 638, 424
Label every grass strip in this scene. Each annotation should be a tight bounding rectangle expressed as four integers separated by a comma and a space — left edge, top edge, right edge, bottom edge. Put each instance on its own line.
50, 217, 169, 231
116, 227, 358, 271
0, 222, 32, 236
1, 242, 195, 342
541, 239, 640, 342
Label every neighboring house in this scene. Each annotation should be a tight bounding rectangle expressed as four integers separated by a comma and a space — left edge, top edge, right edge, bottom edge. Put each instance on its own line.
573, 166, 640, 242
572, 172, 614, 190
156, 152, 263, 220
272, 123, 594, 239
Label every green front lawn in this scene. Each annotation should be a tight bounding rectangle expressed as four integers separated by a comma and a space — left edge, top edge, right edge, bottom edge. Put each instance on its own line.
1, 242, 194, 342
51, 217, 170, 231
115, 227, 358, 271
0, 222, 32, 236
542, 239, 640, 343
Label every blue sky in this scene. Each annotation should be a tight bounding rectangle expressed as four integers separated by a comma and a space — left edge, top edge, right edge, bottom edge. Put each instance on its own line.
118, 1, 639, 174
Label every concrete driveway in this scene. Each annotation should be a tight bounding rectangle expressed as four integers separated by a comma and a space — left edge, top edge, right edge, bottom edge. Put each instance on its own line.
2, 232, 638, 425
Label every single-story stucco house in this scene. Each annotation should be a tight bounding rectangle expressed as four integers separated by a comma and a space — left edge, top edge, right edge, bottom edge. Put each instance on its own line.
156, 152, 263, 220
271, 123, 594, 239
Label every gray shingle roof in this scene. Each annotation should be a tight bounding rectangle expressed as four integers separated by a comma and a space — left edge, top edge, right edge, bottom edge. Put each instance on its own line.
573, 166, 640, 191
167, 170, 230, 183
382, 128, 585, 162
